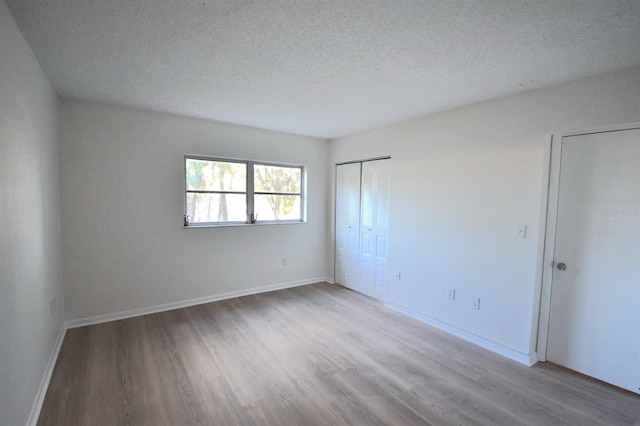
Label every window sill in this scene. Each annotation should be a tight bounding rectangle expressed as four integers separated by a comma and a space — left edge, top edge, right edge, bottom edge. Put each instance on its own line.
184, 220, 306, 229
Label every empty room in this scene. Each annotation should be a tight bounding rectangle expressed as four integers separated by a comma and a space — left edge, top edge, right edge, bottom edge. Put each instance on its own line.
1, 0, 639, 425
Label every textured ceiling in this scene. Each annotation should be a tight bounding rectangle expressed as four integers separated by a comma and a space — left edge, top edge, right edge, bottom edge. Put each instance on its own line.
6, 0, 640, 138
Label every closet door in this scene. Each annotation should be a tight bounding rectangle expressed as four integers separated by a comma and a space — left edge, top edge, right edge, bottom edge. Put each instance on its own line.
335, 163, 361, 291
359, 159, 390, 300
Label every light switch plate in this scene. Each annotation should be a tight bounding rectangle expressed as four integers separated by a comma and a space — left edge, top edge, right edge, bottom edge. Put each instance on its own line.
514, 224, 527, 239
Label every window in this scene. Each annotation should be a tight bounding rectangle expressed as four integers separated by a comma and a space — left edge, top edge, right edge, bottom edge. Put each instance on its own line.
184, 155, 305, 226
254, 164, 302, 222
185, 158, 247, 224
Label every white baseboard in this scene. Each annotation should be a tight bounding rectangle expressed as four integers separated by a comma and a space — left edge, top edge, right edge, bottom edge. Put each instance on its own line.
385, 301, 537, 367
27, 324, 67, 426
324, 276, 335, 284
66, 277, 327, 329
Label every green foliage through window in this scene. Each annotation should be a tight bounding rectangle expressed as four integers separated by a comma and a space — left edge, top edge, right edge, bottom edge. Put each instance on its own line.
185, 156, 304, 225
254, 165, 302, 220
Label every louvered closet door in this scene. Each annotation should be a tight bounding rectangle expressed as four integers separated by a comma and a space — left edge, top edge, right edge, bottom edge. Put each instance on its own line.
359, 159, 390, 300
335, 163, 361, 291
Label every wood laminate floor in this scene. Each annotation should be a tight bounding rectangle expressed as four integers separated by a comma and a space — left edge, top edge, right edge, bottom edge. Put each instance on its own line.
38, 283, 639, 425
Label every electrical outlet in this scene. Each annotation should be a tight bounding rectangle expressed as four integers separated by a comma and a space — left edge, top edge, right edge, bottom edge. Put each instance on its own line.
282, 256, 288, 266
394, 272, 401, 281
471, 297, 480, 310
447, 288, 456, 301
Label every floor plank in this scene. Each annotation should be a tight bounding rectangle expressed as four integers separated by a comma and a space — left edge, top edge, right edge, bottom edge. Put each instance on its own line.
38, 283, 640, 425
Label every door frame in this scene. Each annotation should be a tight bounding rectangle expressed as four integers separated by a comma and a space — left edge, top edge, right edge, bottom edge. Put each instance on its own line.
535, 122, 640, 362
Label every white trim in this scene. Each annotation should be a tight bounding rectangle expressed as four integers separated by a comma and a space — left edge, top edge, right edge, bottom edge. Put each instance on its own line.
323, 276, 336, 284
535, 122, 640, 362
335, 156, 392, 166
66, 277, 327, 329
535, 134, 563, 361
548, 121, 640, 138
386, 301, 537, 367
529, 135, 553, 361
184, 220, 307, 229
27, 324, 67, 426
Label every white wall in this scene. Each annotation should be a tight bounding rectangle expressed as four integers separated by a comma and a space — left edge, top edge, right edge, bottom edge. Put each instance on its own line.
0, 1, 64, 425
60, 101, 329, 320
328, 66, 640, 362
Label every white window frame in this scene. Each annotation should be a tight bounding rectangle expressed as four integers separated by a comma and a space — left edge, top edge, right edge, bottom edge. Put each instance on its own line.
184, 154, 306, 227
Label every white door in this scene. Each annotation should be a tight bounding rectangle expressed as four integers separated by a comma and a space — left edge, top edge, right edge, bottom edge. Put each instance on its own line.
359, 159, 390, 300
359, 167, 375, 295
547, 128, 640, 394
335, 162, 361, 291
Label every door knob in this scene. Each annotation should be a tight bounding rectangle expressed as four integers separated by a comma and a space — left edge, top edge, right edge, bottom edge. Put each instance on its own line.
556, 262, 567, 271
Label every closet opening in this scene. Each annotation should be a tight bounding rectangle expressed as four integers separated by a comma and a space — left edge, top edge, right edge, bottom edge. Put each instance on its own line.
334, 157, 391, 301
